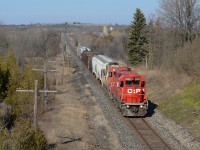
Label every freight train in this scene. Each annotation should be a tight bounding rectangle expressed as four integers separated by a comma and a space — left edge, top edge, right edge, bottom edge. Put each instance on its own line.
81, 50, 148, 117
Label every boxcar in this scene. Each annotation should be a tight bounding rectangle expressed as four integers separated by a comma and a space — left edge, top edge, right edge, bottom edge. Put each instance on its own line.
81, 51, 94, 71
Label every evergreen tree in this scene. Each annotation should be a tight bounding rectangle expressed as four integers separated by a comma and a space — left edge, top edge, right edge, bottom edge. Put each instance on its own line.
4, 48, 21, 116
0, 58, 9, 102
18, 62, 36, 116
128, 8, 148, 66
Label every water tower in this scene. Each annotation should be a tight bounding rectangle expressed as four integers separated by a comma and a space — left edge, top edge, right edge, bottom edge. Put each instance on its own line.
103, 25, 108, 36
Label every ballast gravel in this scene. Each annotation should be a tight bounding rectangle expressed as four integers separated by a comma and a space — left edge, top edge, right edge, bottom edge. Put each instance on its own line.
146, 110, 200, 150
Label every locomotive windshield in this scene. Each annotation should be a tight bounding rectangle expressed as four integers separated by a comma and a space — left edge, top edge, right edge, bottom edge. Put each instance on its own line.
133, 78, 140, 86
125, 78, 140, 87
125, 78, 132, 87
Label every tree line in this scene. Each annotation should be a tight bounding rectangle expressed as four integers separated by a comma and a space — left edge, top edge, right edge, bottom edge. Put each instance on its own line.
0, 48, 47, 149
127, 0, 200, 77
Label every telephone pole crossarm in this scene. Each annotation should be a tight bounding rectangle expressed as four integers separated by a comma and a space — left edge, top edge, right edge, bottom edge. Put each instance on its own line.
39, 90, 57, 93
16, 90, 34, 92
47, 69, 58, 72
32, 68, 44, 71
33, 68, 58, 72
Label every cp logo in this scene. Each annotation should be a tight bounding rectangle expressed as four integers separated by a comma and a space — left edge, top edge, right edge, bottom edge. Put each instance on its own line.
127, 89, 141, 94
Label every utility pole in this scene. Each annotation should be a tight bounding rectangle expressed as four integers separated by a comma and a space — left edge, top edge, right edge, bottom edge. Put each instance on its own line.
16, 80, 57, 127
65, 44, 71, 73
34, 80, 38, 127
61, 47, 65, 84
48, 60, 59, 86
145, 55, 148, 70
59, 44, 69, 84
33, 66, 57, 107
44, 58, 47, 106
32, 46, 58, 107
59, 32, 72, 84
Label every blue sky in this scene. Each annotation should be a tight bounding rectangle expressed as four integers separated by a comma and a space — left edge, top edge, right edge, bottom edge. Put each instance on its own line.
0, 0, 159, 25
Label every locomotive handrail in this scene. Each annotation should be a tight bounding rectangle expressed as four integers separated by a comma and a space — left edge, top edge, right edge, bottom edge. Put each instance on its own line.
121, 93, 146, 96
136, 94, 146, 96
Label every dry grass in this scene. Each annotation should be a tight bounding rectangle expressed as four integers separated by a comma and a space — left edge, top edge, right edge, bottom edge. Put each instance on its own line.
137, 67, 192, 104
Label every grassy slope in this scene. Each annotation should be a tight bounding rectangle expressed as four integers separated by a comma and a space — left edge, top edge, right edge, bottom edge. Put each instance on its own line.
158, 80, 200, 138
137, 68, 200, 140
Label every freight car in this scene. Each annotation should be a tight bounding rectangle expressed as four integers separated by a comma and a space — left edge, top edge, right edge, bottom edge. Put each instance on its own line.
78, 46, 91, 58
81, 51, 94, 71
92, 55, 119, 86
80, 52, 148, 117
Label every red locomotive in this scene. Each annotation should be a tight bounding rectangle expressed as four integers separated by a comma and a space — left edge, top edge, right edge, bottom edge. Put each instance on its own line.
107, 67, 148, 116
80, 49, 148, 117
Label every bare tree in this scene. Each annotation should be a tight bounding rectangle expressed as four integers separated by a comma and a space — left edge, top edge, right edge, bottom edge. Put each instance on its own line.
0, 25, 9, 55
158, 0, 200, 42
147, 17, 166, 69
36, 29, 60, 59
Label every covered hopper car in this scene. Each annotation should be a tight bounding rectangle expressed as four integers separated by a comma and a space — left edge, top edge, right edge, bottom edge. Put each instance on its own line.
92, 55, 119, 86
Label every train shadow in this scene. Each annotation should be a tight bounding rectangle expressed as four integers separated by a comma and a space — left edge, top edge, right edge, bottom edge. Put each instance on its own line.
145, 100, 157, 117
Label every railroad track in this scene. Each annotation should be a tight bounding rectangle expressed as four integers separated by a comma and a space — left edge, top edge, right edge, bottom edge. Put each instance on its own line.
63, 32, 171, 149
128, 118, 170, 150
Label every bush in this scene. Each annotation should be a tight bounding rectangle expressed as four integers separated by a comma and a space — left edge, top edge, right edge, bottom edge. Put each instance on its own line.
0, 118, 47, 150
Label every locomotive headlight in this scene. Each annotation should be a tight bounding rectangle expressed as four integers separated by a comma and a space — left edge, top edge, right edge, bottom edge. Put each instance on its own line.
126, 105, 130, 108
140, 105, 143, 108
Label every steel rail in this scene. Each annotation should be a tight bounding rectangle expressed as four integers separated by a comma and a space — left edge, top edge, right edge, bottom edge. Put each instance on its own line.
128, 118, 171, 150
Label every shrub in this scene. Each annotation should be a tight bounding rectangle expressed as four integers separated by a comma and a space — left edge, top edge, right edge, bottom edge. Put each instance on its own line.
0, 118, 47, 150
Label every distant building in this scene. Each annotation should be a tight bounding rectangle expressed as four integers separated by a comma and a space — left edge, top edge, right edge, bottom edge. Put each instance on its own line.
110, 26, 113, 32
